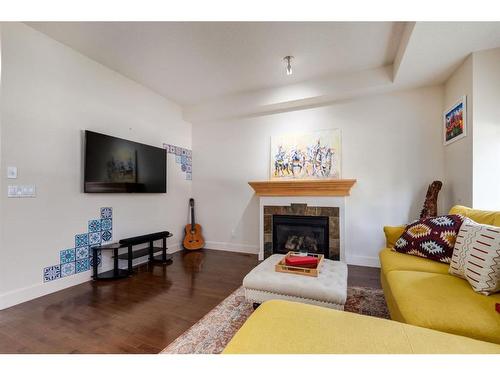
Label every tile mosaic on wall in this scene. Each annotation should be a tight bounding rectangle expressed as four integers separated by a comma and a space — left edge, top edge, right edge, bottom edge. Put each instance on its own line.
163, 143, 192, 180
75, 246, 89, 260
61, 262, 76, 278
60, 248, 76, 264
43, 265, 61, 282
43, 207, 113, 282
76, 258, 90, 273
88, 219, 101, 233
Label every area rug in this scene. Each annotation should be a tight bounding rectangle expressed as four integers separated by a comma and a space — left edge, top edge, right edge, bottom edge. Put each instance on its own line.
160, 285, 389, 354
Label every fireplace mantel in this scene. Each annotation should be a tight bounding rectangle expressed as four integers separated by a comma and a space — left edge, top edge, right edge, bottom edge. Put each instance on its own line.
248, 179, 356, 197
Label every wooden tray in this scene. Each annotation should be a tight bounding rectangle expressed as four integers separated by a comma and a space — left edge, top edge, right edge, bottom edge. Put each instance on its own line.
275, 251, 324, 277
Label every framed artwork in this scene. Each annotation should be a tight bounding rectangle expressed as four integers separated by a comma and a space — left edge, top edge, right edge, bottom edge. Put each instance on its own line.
443, 96, 466, 145
270, 129, 341, 180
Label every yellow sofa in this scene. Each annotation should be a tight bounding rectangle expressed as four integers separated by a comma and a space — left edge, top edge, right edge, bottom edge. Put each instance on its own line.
380, 205, 500, 345
223, 205, 500, 354
223, 300, 500, 354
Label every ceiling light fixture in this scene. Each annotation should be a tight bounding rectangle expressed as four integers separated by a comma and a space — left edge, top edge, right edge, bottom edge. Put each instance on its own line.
283, 56, 294, 76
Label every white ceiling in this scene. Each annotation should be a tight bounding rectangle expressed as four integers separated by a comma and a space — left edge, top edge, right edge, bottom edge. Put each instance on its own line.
27, 22, 405, 106
395, 22, 500, 85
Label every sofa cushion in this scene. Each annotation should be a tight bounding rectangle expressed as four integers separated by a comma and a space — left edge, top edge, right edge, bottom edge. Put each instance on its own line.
379, 248, 449, 275
393, 215, 464, 263
385, 270, 500, 344
383, 225, 406, 248
449, 205, 500, 226
222, 300, 500, 354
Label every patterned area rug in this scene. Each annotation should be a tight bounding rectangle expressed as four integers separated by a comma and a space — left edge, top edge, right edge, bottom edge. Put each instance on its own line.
161, 285, 389, 354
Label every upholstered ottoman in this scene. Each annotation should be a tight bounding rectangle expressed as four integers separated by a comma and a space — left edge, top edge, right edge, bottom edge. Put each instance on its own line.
243, 254, 348, 310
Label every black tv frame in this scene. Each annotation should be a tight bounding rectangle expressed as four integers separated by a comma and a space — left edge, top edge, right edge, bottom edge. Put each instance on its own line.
84, 130, 167, 194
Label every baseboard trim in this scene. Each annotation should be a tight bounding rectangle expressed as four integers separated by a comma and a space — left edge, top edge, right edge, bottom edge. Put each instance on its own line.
0, 242, 183, 310
346, 255, 380, 268
204, 241, 259, 254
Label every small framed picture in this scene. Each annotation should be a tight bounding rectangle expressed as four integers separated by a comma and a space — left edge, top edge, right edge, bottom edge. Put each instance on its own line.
443, 96, 466, 145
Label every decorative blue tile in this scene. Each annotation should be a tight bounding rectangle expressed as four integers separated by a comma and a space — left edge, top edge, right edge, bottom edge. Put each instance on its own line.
75, 246, 89, 260
75, 233, 89, 247
186, 156, 192, 165
169, 145, 176, 154
60, 262, 76, 277
181, 163, 187, 172
76, 259, 90, 273
43, 265, 61, 282
175, 155, 181, 163
60, 248, 76, 264
88, 219, 101, 233
89, 251, 102, 267
101, 218, 112, 231
89, 231, 102, 246
186, 172, 192, 181
181, 155, 187, 164
101, 230, 112, 242
181, 148, 187, 156
187, 149, 192, 157
175, 146, 182, 156
186, 165, 192, 173
101, 207, 112, 219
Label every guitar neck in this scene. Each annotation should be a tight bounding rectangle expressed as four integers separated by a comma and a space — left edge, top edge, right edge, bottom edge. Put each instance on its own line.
191, 203, 195, 231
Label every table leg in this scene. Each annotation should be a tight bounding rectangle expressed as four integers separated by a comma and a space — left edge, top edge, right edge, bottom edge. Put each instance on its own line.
128, 245, 133, 274
113, 248, 119, 276
92, 247, 98, 280
149, 241, 154, 263
162, 237, 167, 263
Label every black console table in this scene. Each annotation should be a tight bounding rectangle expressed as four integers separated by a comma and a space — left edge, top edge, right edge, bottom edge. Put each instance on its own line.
92, 243, 129, 280
92, 231, 173, 280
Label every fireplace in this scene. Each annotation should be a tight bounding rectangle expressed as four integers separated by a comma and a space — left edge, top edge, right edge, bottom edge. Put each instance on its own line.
272, 215, 329, 257
263, 203, 340, 260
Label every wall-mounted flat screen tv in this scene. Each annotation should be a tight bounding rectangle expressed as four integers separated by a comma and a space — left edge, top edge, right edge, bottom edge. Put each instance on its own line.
84, 131, 166, 193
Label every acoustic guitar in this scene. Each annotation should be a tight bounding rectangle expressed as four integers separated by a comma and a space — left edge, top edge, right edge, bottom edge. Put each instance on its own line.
183, 198, 205, 250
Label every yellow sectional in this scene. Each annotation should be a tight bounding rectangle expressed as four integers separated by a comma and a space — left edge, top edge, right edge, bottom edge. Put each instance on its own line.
223, 300, 500, 354
380, 205, 500, 345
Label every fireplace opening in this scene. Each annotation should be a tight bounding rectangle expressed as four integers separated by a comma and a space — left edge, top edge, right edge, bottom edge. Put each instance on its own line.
272, 215, 329, 257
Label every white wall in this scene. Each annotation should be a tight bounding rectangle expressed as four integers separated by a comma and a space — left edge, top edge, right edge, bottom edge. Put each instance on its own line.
443, 55, 474, 211
192, 86, 445, 266
0, 23, 192, 308
472, 48, 500, 210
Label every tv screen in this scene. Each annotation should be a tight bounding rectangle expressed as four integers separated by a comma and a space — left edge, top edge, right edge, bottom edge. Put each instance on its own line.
84, 131, 166, 193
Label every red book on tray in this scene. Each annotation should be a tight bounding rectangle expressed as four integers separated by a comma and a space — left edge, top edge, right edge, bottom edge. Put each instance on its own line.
285, 255, 319, 268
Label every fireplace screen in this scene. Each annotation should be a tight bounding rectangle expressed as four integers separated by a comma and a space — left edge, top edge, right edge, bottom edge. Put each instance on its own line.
272, 215, 329, 257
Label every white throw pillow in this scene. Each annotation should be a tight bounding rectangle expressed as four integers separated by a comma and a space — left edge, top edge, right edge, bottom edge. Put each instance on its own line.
449, 218, 476, 278
450, 218, 500, 295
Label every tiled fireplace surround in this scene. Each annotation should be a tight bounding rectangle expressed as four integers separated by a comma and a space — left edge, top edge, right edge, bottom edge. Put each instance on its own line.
259, 196, 346, 261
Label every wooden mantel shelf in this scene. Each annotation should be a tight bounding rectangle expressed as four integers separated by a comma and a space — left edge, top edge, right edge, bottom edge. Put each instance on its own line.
248, 179, 357, 197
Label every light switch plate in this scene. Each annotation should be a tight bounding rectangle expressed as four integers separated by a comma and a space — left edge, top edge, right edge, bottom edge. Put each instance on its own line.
7, 184, 36, 198
7, 166, 17, 179
8, 185, 17, 197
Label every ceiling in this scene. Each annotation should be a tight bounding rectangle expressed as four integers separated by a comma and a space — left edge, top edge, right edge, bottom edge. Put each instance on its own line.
27, 22, 405, 106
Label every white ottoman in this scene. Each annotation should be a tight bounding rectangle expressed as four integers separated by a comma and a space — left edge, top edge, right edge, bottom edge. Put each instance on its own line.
243, 254, 348, 310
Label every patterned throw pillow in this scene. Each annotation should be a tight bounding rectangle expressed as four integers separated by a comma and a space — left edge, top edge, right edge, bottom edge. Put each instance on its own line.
450, 219, 500, 295
449, 217, 476, 278
393, 214, 464, 263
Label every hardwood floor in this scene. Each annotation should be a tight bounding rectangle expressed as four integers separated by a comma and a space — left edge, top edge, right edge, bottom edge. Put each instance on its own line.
0, 249, 380, 354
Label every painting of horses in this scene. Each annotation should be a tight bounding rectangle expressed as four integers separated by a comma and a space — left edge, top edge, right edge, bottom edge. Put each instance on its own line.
270, 130, 341, 180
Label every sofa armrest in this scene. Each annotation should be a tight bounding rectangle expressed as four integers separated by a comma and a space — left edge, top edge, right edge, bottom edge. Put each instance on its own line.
383, 225, 406, 248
